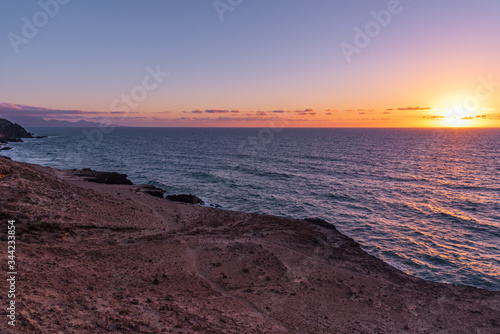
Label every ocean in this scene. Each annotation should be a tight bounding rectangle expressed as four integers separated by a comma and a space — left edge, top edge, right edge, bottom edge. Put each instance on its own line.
4, 127, 500, 291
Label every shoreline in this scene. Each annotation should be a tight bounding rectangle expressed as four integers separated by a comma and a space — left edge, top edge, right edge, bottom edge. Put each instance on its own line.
1, 155, 499, 333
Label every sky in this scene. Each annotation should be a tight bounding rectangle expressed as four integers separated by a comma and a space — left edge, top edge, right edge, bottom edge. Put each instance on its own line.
1, 0, 500, 127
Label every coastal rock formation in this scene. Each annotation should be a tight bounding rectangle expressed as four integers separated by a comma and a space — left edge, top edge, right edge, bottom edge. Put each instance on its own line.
0, 156, 499, 333
72, 168, 133, 185
0, 118, 33, 142
165, 193, 205, 205
132, 184, 166, 198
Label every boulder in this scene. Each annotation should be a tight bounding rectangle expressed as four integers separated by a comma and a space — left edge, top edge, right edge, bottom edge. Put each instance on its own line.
75, 168, 133, 185
132, 185, 166, 198
165, 194, 204, 205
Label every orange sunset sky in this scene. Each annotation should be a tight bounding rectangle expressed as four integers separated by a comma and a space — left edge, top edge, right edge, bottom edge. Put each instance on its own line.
1, 1, 499, 127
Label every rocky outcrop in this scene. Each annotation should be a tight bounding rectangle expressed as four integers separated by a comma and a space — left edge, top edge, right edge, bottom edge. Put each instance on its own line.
165, 194, 204, 205
74, 168, 133, 185
0, 118, 33, 143
132, 184, 166, 198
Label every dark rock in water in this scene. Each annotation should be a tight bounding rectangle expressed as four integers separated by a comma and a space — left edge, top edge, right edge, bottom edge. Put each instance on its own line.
0, 146, 12, 151
0, 134, 17, 143
210, 203, 222, 208
0, 119, 33, 142
75, 168, 133, 185
132, 185, 165, 198
142, 187, 165, 198
165, 194, 204, 205
34, 135, 48, 139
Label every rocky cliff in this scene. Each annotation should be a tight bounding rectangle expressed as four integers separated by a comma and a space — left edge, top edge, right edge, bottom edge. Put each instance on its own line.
0, 118, 33, 143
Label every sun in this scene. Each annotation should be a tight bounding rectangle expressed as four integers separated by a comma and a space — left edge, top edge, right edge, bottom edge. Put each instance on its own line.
443, 105, 470, 127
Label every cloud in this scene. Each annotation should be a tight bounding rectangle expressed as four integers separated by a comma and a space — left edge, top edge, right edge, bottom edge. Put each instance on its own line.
272, 110, 285, 113
256, 111, 267, 116
0, 102, 102, 117
397, 106, 431, 111
289, 110, 318, 116
358, 112, 366, 115
202, 109, 240, 114
150, 117, 171, 121
204, 109, 230, 113
382, 111, 391, 114
0, 102, 145, 119
191, 110, 204, 113
173, 116, 282, 122
422, 115, 445, 119
293, 109, 316, 115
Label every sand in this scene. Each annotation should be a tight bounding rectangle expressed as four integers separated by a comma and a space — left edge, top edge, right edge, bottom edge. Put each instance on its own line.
0, 155, 499, 333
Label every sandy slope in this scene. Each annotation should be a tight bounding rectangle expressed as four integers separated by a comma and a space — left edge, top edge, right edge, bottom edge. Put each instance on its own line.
0, 156, 499, 333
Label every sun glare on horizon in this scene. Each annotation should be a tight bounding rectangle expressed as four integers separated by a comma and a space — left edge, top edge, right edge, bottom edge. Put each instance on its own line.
441, 105, 479, 127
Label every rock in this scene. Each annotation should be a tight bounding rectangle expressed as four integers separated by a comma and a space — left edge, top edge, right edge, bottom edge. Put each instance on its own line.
74, 168, 133, 185
132, 185, 165, 198
165, 194, 204, 205
0, 119, 33, 142
0, 146, 12, 150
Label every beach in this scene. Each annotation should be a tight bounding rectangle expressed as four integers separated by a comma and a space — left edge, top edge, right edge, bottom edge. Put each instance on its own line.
1, 155, 499, 333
